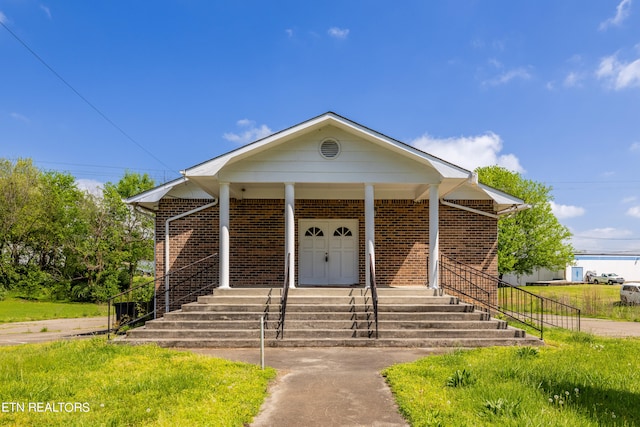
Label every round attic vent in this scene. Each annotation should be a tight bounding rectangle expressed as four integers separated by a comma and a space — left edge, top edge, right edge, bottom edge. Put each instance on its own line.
320, 138, 341, 159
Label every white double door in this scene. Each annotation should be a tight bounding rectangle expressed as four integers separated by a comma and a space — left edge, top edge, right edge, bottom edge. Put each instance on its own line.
299, 219, 359, 286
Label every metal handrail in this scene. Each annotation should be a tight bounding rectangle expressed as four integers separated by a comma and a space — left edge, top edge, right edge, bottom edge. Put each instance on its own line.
368, 253, 379, 339
439, 254, 581, 340
276, 252, 291, 339
107, 253, 218, 339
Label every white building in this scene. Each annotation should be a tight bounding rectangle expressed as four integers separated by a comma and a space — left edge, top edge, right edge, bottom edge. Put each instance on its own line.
567, 253, 640, 283
503, 252, 640, 286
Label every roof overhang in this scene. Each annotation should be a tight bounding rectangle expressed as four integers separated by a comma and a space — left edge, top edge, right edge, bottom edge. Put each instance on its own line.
126, 112, 529, 216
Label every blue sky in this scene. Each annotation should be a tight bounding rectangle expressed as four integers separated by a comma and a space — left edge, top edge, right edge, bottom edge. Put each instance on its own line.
1, 1, 640, 253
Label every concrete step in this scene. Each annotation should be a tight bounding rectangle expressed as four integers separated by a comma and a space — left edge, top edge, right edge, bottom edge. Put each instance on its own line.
162, 310, 491, 322
118, 286, 539, 348
181, 303, 269, 312
208, 286, 441, 298
127, 327, 524, 340
195, 295, 456, 305
144, 319, 506, 331
180, 303, 473, 313
120, 335, 542, 349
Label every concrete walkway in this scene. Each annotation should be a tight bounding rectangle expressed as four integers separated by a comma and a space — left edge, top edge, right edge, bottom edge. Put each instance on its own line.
191, 347, 447, 427
191, 319, 640, 426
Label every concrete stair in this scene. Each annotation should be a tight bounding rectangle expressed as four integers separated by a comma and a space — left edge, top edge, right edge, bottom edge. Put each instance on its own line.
122, 287, 542, 348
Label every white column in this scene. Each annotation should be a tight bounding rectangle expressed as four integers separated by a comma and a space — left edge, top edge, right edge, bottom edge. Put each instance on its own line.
285, 183, 296, 288
365, 183, 375, 288
429, 184, 440, 289
219, 182, 230, 289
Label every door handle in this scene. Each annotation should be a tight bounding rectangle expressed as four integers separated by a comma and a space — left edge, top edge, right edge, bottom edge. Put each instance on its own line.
325, 253, 328, 262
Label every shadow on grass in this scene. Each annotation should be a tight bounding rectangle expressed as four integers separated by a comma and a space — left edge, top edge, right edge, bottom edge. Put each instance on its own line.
535, 379, 640, 425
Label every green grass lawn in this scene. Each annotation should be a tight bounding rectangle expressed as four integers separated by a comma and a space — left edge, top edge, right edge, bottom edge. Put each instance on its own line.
525, 284, 640, 321
0, 338, 276, 426
0, 297, 108, 323
383, 329, 640, 426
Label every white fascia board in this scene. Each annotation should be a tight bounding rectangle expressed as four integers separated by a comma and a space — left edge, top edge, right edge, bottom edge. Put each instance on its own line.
478, 183, 525, 206
125, 177, 188, 206
327, 113, 471, 179
477, 183, 529, 214
184, 114, 334, 178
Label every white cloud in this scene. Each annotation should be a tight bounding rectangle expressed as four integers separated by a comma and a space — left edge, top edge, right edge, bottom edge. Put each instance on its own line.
10, 112, 30, 123
630, 142, 640, 151
597, 54, 640, 89
411, 132, 525, 173
488, 58, 502, 68
285, 29, 293, 38
581, 227, 633, 239
223, 119, 273, 145
572, 227, 636, 251
40, 4, 52, 20
550, 201, 585, 219
599, 0, 633, 30
76, 179, 104, 197
623, 196, 638, 203
483, 67, 532, 87
627, 206, 640, 218
0, 11, 8, 24
236, 118, 254, 127
328, 27, 349, 39
563, 71, 583, 88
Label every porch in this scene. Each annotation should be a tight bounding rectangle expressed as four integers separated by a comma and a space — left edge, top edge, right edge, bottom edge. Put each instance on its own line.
109, 254, 581, 348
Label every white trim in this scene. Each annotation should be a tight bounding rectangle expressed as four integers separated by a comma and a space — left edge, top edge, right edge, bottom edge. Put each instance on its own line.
429, 185, 439, 289
365, 184, 375, 288
441, 200, 499, 219
285, 183, 296, 288
219, 183, 230, 289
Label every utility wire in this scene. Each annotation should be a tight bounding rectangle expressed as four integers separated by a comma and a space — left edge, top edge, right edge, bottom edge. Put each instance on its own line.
1, 19, 179, 176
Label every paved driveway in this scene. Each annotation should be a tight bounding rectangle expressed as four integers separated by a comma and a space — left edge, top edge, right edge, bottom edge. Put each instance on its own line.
0, 317, 108, 346
579, 318, 640, 337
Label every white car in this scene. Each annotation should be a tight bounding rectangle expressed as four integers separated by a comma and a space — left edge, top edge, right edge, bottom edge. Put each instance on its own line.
620, 283, 640, 305
590, 273, 625, 285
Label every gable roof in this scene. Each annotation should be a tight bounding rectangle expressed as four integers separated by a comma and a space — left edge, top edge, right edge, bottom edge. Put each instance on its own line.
127, 112, 527, 214
183, 112, 470, 179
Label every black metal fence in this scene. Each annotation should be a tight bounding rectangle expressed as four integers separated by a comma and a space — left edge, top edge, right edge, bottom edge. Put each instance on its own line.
439, 254, 580, 339
107, 254, 218, 338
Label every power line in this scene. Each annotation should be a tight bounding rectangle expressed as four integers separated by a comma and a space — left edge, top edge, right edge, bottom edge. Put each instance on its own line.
573, 235, 640, 241
1, 19, 179, 176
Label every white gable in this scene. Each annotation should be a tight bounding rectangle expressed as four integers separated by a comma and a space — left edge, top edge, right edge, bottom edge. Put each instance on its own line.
219, 125, 442, 184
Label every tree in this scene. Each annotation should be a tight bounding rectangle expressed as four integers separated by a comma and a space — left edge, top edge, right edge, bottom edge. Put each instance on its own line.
103, 172, 155, 289
0, 159, 86, 297
475, 165, 574, 276
0, 159, 156, 302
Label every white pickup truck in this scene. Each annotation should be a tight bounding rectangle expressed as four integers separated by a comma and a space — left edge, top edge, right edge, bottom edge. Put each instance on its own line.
587, 272, 625, 284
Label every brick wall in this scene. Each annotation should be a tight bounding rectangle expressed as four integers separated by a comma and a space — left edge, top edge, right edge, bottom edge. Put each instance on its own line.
154, 197, 499, 311
155, 199, 218, 316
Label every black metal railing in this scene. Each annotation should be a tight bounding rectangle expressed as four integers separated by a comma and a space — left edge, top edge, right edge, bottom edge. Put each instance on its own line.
439, 254, 581, 340
366, 253, 379, 339
276, 252, 291, 339
107, 253, 218, 338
